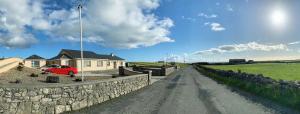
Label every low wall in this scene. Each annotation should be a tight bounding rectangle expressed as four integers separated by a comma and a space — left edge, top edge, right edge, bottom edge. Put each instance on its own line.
132, 66, 176, 76
194, 65, 300, 89
119, 66, 143, 76
0, 74, 149, 114
0, 58, 22, 74
162, 67, 176, 76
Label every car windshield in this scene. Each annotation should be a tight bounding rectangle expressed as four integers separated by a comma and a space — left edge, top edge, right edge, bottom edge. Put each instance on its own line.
61, 66, 69, 68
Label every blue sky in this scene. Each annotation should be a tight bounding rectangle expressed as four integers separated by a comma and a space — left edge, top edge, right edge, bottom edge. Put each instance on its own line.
1, 0, 300, 62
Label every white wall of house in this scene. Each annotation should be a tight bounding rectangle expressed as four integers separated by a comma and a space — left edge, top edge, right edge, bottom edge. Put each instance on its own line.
75, 59, 125, 71
24, 59, 46, 68
60, 59, 71, 66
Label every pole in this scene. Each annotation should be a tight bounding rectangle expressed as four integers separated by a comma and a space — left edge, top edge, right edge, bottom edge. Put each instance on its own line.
78, 4, 84, 82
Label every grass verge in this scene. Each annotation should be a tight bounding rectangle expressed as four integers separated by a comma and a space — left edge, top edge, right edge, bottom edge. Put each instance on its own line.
194, 65, 300, 110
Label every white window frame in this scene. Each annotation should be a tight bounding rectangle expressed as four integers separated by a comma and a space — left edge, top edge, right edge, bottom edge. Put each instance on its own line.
97, 60, 103, 67
31, 60, 40, 68
84, 60, 91, 67
107, 61, 110, 66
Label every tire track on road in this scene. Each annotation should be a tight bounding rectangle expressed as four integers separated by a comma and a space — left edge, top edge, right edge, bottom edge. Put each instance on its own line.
193, 76, 221, 114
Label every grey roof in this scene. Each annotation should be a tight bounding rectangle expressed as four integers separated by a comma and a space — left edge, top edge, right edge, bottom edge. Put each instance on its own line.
26, 55, 45, 60
49, 49, 124, 60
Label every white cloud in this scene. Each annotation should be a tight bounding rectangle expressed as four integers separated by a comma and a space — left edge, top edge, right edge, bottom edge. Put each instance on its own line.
163, 53, 189, 63
198, 13, 218, 18
49, 0, 174, 49
0, 0, 174, 49
288, 41, 300, 45
204, 22, 210, 26
194, 42, 289, 55
210, 23, 226, 31
0, 0, 46, 48
182, 16, 196, 22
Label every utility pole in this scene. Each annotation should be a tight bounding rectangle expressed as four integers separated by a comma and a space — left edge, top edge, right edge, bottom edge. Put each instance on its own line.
78, 3, 84, 81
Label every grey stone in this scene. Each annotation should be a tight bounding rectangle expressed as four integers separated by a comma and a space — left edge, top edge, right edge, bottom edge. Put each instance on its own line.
55, 105, 65, 114
0, 74, 149, 114
42, 88, 50, 94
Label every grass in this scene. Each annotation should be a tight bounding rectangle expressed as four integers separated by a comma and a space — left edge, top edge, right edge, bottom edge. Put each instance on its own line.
194, 65, 300, 110
129, 62, 188, 68
204, 63, 300, 81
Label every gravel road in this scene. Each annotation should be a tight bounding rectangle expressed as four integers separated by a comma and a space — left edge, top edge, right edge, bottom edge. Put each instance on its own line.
67, 66, 299, 114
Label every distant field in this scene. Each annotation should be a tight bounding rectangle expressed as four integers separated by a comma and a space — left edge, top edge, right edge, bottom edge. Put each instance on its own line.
129, 62, 188, 68
204, 63, 300, 81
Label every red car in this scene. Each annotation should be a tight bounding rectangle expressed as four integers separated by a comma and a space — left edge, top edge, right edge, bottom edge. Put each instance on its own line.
45, 65, 78, 75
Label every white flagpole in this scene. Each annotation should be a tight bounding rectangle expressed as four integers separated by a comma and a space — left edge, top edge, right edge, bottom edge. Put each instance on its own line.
78, 4, 84, 82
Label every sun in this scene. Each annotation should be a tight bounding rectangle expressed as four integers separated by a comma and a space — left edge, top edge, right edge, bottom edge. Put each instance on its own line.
270, 9, 287, 28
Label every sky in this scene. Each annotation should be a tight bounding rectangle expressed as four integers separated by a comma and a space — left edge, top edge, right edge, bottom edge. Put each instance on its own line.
1, 0, 300, 62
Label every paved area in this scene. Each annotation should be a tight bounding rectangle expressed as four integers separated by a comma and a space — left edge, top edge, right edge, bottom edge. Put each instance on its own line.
67, 66, 298, 114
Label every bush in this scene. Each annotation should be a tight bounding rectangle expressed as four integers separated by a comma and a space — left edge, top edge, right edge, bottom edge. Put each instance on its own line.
74, 78, 82, 82
17, 65, 24, 71
46, 76, 60, 83
10, 79, 22, 84
30, 73, 38, 77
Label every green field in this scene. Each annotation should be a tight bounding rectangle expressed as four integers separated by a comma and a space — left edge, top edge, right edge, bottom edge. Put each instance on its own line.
204, 63, 300, 81
129, 62, 188, 68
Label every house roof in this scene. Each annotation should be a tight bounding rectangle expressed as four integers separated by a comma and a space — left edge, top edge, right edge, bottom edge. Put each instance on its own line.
49, 49, 125, 60
26, 55, 45, 60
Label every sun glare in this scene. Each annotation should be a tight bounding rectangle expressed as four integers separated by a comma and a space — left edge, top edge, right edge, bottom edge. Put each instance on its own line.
270, 9, 287, 28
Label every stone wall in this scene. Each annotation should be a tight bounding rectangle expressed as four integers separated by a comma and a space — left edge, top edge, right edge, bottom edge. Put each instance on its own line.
162, 67, 176, 76
132, 66, 176, 76
119, 66, 143, 76
194, 65, 300, 89
0, 74, 149, 114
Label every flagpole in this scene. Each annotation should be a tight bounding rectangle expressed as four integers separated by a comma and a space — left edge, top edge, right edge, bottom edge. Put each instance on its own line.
78, 4, 84, 82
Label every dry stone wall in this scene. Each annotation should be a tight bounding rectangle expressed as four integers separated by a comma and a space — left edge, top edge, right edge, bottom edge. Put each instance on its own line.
0, 74, 148, 114
194, 65, 300, 89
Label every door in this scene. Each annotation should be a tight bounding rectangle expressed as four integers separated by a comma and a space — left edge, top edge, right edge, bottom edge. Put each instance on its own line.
113, 61, 117, 69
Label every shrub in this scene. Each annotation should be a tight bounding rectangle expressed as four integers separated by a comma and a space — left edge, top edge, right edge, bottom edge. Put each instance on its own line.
237, 69, 241, 73
10, 79, 22, 84
30, 73, 38, 77
17, 65, 24, 71
74, 78, 82, 82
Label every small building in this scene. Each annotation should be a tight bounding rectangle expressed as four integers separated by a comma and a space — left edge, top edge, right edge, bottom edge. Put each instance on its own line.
247, 60, 254, 64
24, 55, 46, 68
47, 49, 125, 71
229, 59, 246, 64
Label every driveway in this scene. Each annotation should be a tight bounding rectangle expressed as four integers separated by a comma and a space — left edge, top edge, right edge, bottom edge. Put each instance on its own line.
66, 66, 298, 114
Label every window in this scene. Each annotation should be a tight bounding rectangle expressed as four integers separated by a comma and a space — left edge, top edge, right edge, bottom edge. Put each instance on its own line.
107, 61, 110, 66
84, 60, 91, 67
97, 60, 103, 67
31, 61, 40, 68
65, 60, 69, 66
120, 62, 123, 66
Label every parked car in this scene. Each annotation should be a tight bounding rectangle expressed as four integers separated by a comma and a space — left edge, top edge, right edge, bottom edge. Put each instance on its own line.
45, 65, 78, 75
40, 64, 60, 71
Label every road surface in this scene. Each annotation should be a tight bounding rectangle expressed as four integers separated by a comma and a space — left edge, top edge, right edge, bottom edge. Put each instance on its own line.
67, 66, 298, 114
